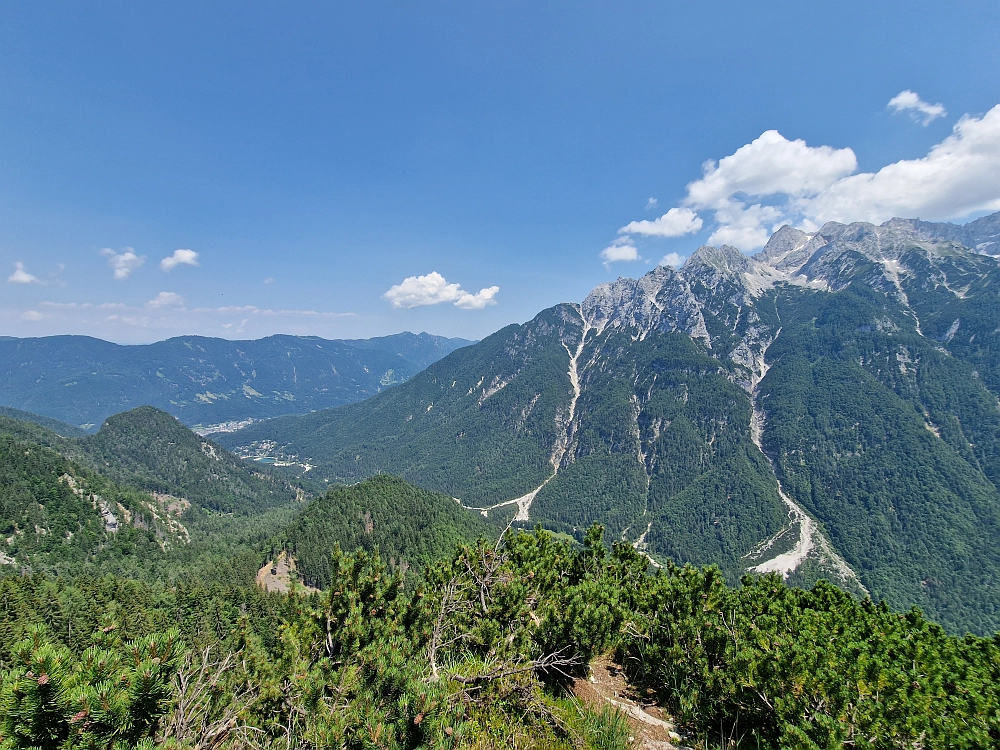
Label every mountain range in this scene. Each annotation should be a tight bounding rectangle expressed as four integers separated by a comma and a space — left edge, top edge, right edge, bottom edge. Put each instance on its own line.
0, 331, 472, 431
221, 211, 1000, 634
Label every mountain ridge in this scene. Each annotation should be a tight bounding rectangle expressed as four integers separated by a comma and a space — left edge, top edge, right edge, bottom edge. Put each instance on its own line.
0, 331, 473, 430
222, 211, 1000, 634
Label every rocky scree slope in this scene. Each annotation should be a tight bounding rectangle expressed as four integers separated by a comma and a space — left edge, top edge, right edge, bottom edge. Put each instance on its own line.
223, 212, 1000, 634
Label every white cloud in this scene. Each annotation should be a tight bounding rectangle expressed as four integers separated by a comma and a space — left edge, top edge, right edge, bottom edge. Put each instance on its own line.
645, 197, 658, 210
801, 105, 1000, 224
706, 200, 783, 249
21, 310, 43, 321
600, 238, 640, 265
221, 319, 250, 333
619, 207, 704, 237
160, 249, 199, 272
610, 101, 1000, 252
659, 252, 686, 268
454, 286, 500, 309
609, 130, 854, 254
685, 130, 857, 209
888, 90, 947, 126
383, 272, 500, 310
263, 277, 274, 284
7, 261, 40, 284
102, 248, 145, 280
147, 291, 185, 308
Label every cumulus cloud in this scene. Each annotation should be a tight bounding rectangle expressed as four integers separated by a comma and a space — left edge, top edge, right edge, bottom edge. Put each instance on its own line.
611, 129, 854, 253
619, 207, 704, 237
8, 262, 40, 284
383, 272, 500, 310
706, 200, 784, 249
160, 249, 199, 272
147, 291, 185, 308
600, 238, 641, 266
454, 287, 501, 310
609, 100, 1000, 252
102, 248, 145, 280
21, 310, 43, 321
801, 105, 1000, 224
888, 90, 947, 126
659, 252, 686, 268
685, 131, 858, 209
645, 197, 658, 210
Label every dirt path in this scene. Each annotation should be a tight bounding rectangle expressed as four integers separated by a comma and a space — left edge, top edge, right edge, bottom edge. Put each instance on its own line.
572, 656, 684, 750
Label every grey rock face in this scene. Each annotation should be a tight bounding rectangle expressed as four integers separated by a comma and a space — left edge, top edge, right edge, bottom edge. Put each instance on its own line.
575, 211, 1000, 387
884, 211, 1000, 256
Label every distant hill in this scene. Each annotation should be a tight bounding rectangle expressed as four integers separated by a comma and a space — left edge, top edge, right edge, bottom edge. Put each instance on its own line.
0, 406, 305, 581
0, 331, 473, 430
222, 211, 1000, 635
0, 406, 87, 438
270, 474, 495, 589
79, 406, 298, 514
0, 416, 194, 575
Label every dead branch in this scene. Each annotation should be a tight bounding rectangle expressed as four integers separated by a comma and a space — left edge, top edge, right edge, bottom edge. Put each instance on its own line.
448, 647, 581, 687
160, 646, 263, 750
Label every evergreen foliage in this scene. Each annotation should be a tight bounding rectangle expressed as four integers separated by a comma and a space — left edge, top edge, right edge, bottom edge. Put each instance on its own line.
0, 408, 87, 438
220, 305, 586, 507
0, 622, 181, 750
760, 281, 1000, 633
275, 475, 495, 588
2, 526, 998, 748
220, 240, 1000, 635
0, 409, 305, 584
79, 407, 297, 515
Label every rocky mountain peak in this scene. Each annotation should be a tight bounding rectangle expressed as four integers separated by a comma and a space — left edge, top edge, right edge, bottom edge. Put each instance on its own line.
879, 212, 1000, 256
583, 265, 677, 336
756, 225, 814, 270
576, 211, 1000, 358
685, 244, 752, 275
965, 211, 1000, 255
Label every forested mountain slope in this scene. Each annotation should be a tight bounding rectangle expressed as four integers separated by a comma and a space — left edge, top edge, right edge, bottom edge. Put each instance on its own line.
79, 406, 297, 514
0, 406, 87, 437
0, 408, 306, 582
272, 474, 494, 588
0, 331, 472, 430
224, 211, 1000, 634
0, 418, 196, 575
0, 409, 494, 591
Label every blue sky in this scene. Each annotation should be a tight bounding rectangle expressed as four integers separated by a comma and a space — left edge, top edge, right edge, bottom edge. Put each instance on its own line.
2, 1, 999, 343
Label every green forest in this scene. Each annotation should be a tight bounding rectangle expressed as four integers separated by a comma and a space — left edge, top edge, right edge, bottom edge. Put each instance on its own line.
3, 402, 1000, 747
3, 526, 999, 749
